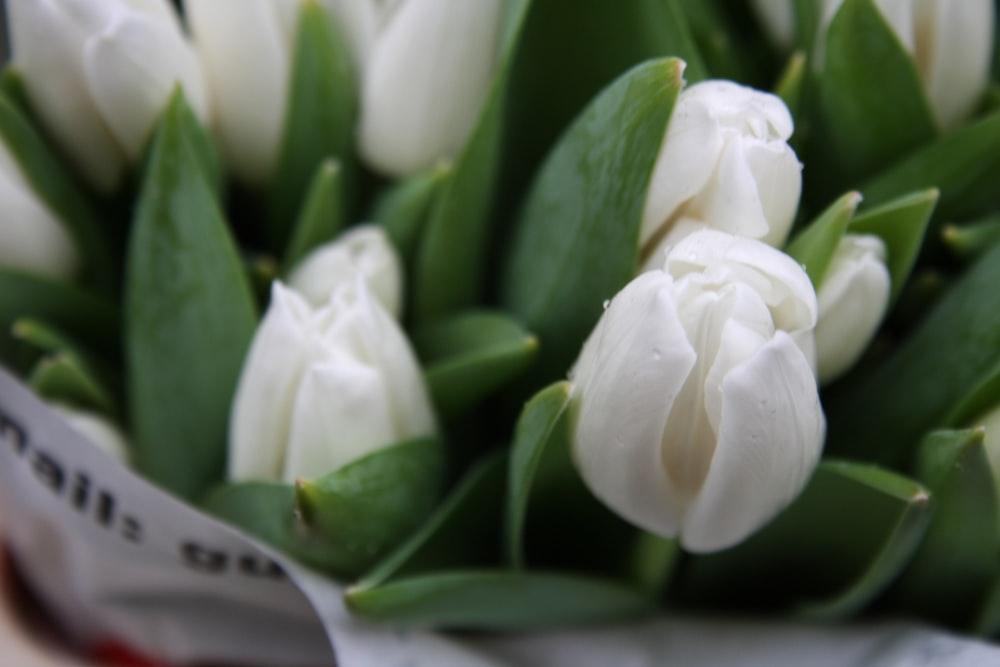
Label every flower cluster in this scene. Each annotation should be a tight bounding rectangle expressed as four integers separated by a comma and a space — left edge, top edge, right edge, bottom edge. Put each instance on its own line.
2, 0, 1000, 652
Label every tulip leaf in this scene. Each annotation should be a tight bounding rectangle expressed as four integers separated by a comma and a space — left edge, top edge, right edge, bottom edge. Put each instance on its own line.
358, 451, 508, 589
503, 381, 676, 590
825, 238, 1000, 467
414, 0, 704, 322
676, 461, 931, 620
505, 381, 573, 567
126, 90, 258, 501
14, 318, 119, 415
976, 577, 1000, 636
501, 58, 684, 384
497, 0, 705, 223
267, 0, 356, 255
786, 191, 861, 287
170, 84, 223, 197
206, 438, 446, 579
413, 312, 539, 421
345, 570, 653, 630
294, 437, 447, 578
861, 108, 1000, 224
942, 215, 1000, 263
282, 159, 344, 271
373, 162, 452, 266
888, 429, 1000, 628
774, 51, 807, 128
848, 188, 937, 302
0, 94, 116, 294
26, 354, 116, 416
675, 0, 762, 84
0, 269, 119, 371
816, 0, 937, 182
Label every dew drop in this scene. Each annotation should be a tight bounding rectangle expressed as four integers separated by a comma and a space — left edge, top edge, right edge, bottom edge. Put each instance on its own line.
602, 299, 611, 310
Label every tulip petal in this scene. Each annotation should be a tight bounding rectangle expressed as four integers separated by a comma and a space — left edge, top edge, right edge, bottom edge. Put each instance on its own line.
681, 331, 824, 552
8, 0, 124, 192
0, 144, 79, 280
359, 0, 505, 177
914, 0, 994, 130
742, 137, 802, 247
186, 0, 290, 184
571, 271, 697, 539
83, 10, 209, 162
282, 352, 397, 482
640, 98, 722, 248
687, 135, 771, 240
228, 284, 313, 481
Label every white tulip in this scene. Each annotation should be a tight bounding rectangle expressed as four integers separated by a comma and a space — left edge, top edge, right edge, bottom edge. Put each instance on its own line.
49, 403, 130, 464
186, 0, 374, 185
0, 137, 79, 280
814, 234, 891, 384
228, 280, 436, 483
751, 0, 796, 50
571, 229, 824, 553
358, 0, 506, 178
8, 0, 209, 193
640, 80, 802, 271
287, 225, 403, 318
818, 0, 994, 130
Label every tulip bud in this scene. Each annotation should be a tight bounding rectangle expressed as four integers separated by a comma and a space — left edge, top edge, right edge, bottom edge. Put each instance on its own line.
186, 0, 372, 185
287, 225, 403, 317
228, 279, 436, 483
358, 0, 506, 178
0, 137, 79, 280
571, 229, 824, 553
814, 234, 890, 384
8, 0, 209, 193
640, 80, 802, 271
49, 403, 130, 464
818, 0, 994, 130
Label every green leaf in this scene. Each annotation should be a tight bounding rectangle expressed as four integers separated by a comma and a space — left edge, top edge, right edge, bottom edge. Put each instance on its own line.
414, 0, 705, 322
14, 318, 118, 414
503, 381, 672, 589
372, 161, 452, 265
786, 191, 861, 286
889, 429, 1000, 628
267, 1, 356, 255
848, 188, 937, 302
861, 108, 1000, 223
413, 311, 539, 421
675, 0, 764, 84
126, 90, 258, 501
676, 461, 932, 620
825, 239, 1000, 467
294, 438, 447, 578
941, 214, 1000, 262
501, 58, 684, 383
358, 451, 508, 589
171, 84, 223, 196
345, 570, 653, 630
282, 159, 344, 271
208, 438, 445, 579
0, 270, 119, 370
774, 51, 807, 124
505, 381, 573, 567
0, 95, 115, 293
816, 0, 937, 181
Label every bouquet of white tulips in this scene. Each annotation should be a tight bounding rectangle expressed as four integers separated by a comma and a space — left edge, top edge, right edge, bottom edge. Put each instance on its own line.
3, 0, 1000, 665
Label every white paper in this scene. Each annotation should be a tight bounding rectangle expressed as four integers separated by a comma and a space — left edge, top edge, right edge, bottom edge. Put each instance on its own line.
2, 367, 999, 667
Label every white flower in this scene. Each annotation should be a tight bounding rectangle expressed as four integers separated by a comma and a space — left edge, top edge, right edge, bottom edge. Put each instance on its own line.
571, 229, 824, 553
49, 403, 130, 464
814, 234, 890, 384
751, 0, 796, 50
640, 80, 802, 271
8, 0, 209, 193
186, 0, 374, 185
0, 137, 79, 280
358, 0, 506, 178
287, 225, 403, 318
228, 280, 436, 483
819, 0, 994, 130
